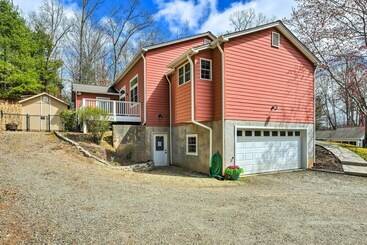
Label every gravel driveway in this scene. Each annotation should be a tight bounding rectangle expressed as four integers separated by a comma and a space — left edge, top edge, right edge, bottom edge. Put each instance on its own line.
0, 132, 366, 244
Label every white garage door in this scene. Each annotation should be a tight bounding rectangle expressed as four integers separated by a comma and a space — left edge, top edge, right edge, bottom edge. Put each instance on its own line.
235, 129, 302, 174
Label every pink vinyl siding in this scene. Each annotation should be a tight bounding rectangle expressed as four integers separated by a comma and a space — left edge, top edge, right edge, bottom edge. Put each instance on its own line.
75, 93, 118, 109
114, 58, 144, 119
146, 37, 211, 126
194, 50, 214, 122
171, 64, 191, 124
224, 28, 315, 123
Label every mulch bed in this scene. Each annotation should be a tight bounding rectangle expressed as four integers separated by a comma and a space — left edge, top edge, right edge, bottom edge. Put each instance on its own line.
314, 145, 344, 172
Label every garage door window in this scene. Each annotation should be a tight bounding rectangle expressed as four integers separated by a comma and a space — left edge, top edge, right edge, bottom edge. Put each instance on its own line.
186, 134, 198, 155
237, 129, 302, 137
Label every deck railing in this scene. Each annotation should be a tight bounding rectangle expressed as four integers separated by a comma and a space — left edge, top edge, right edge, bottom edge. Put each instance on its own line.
82, 98, 141, 122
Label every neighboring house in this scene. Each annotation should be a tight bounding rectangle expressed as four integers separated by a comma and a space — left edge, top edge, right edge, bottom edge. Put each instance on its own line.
77, 20, 318, 175
19, 92, 69, 131
317, 127, 365, 147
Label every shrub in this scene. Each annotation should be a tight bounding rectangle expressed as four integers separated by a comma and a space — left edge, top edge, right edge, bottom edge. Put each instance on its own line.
77, 107, 110, 144
60, 109, 78, 131
224, 165, 244, 180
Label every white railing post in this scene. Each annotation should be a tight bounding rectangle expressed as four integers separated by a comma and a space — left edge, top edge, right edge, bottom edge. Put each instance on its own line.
82, 98, 87, 133
113, 101, 117, 121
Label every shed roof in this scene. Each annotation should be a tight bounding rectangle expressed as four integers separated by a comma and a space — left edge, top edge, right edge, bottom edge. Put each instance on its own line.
72, 84, 118, 95
18, 92, 69, 106
316, 127, 365, 140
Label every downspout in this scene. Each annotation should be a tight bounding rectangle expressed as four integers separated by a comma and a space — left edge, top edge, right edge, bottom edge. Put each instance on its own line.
141, 53, 147, 125
186, 54, 213, 172
165, 74, 173, 165
216, 40, 225, 174
313, 65, 318, 166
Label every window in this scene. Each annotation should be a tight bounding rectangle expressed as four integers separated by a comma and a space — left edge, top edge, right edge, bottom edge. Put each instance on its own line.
200, 58, 212, 80
280, 131, 286, 136
237, 130, 243, 137
130, 76, 138, 102
263, 131, 270, 136
245, 131, 252, 136
178, 62, 191, 85
42, 96, 50, 103
186, 134, 198, 155
272, 131, 278, 136
271, 32, 280, 48
254, 131, 261, 136
288, 131, 294, 137
295, 131, 300, 136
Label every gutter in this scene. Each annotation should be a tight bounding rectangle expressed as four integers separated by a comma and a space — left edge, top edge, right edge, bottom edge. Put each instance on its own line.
141, 53, 147, 125
165, 74, 173, 165
186, 54, 213, 171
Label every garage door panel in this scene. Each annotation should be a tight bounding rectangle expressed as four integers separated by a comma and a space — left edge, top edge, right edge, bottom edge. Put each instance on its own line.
236, 135, 301, 174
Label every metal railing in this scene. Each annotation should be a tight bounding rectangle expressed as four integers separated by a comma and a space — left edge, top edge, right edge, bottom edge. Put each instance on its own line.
82, 99, 141, 121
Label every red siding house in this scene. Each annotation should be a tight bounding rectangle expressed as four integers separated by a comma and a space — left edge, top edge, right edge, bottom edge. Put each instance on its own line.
78, 21, 318, 175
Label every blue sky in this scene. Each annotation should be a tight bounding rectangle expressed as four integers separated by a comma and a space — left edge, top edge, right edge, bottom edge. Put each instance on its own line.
13, 0, 296, 37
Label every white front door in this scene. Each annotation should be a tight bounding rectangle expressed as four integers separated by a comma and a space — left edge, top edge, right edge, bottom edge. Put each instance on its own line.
153, 134, 168, 166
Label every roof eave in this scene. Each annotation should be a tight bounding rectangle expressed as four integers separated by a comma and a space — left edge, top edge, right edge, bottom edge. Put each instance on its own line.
111, 50, 145, 88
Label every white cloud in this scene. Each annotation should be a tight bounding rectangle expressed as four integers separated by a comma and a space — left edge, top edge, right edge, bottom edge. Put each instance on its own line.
12, 0, 44, 15
154, 0, 217, 34
155, 0, 296, 35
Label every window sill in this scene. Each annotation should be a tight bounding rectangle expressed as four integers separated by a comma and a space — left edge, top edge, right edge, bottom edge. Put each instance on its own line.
178, 80, 191, 87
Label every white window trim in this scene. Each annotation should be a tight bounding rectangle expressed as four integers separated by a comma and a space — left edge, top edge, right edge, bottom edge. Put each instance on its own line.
129, 74, 138, 102
200, 58, 212, 81
271, 31, 280, 48
186, 134, 198, 156
178, 61, 191, 86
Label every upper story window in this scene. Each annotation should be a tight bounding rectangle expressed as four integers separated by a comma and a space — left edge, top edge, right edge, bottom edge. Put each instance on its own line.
130, 75, 138, 102
178, 62, 191, 85
271, 32, 280, 48
200, 58, 212, 80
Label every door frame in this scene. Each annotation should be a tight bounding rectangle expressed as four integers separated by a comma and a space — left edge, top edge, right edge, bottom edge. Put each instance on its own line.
152, 133, 169, 166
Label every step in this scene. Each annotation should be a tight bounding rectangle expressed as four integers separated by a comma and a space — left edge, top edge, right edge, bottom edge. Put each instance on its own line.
342, 165, 367, 177
342, 161, 367, 167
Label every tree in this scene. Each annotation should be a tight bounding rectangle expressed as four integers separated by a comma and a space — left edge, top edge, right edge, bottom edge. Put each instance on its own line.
0, 0, 43, 98
288, 0, 367, 123
103, 0, 153, 81
229, 8, 275, 32
30, 0, 71, 95
77, 0, 103, 84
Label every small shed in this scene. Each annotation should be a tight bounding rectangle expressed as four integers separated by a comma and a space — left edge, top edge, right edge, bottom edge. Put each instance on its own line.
19, 92, 69, 131
316, 127, 365, 147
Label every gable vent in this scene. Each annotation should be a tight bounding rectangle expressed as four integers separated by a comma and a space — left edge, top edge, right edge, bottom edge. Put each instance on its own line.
271, 32, 280, 48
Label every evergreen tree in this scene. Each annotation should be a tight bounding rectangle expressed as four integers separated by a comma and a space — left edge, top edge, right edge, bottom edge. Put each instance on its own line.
0, 0, 61, 99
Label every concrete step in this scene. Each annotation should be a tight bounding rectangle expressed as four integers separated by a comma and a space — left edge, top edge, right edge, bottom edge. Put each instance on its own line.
342, 165, 367, 177
342, 161, 367, 167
